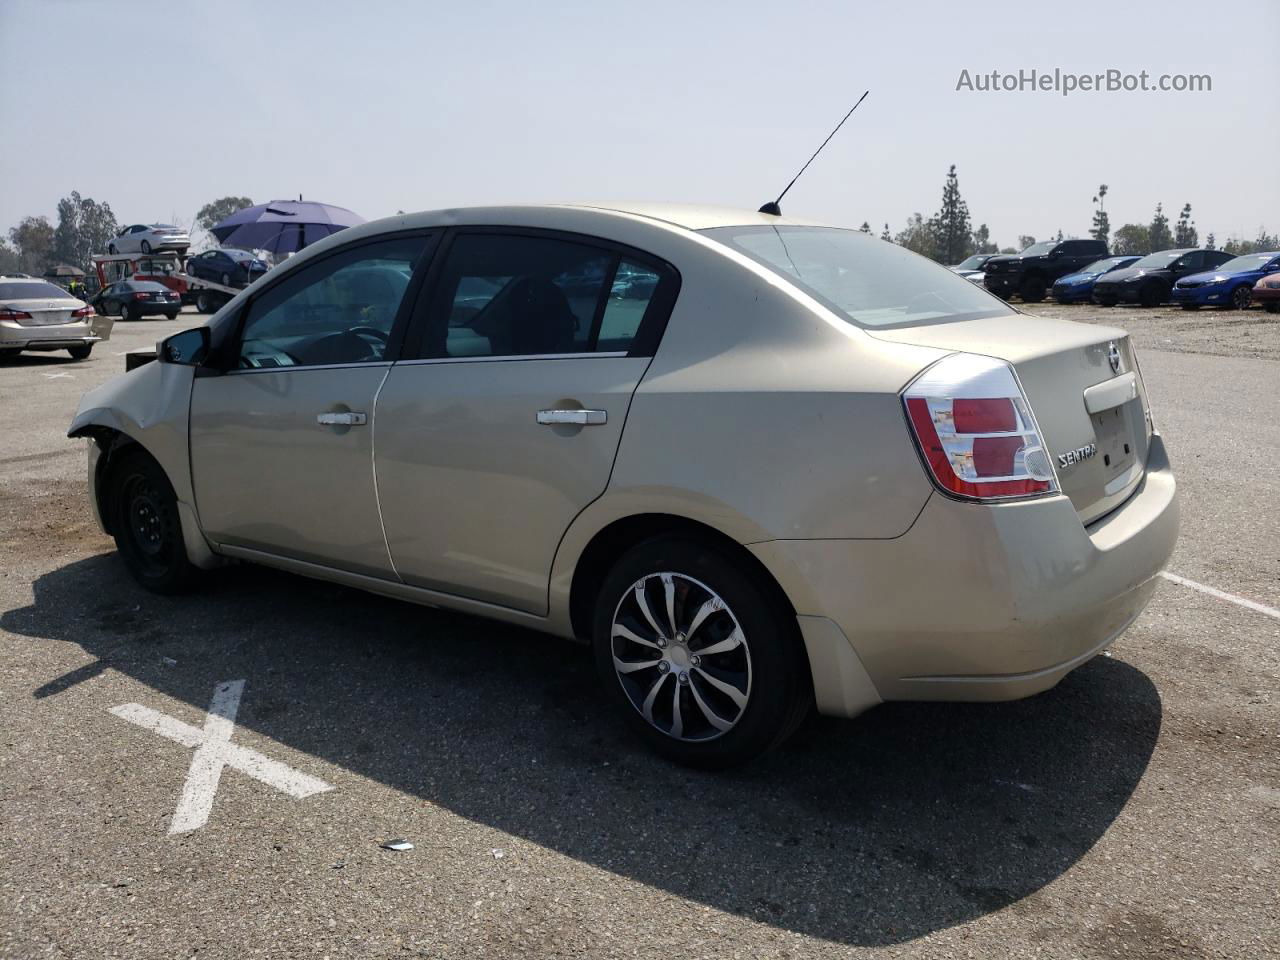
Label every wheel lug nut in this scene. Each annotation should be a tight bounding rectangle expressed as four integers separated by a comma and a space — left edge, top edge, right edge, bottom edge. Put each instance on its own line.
657, 661, 670, 673
656, 637, 666, 648
678, 672, 690, 685
690, 655, 701, 668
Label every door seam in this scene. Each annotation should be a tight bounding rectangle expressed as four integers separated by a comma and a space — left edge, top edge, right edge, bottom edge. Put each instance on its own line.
370, 364, 402, 582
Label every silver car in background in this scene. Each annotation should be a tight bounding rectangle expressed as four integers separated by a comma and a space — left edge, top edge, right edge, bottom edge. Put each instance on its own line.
1, 277, 112, 360
107, 223, 191, 255
68, 204, 1178, 767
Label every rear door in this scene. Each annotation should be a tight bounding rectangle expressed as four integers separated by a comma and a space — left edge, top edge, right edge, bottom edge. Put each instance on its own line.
188, 231, 436, 577
373, 228, 679, 613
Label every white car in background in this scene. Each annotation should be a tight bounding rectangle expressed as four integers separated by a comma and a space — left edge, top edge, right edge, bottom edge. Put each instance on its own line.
0, 276, 112, 360
108, 224, 191, 255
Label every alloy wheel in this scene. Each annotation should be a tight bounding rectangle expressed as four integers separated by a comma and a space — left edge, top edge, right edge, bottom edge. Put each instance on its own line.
610, 572, 752, 742
1231, 286, 1251, 310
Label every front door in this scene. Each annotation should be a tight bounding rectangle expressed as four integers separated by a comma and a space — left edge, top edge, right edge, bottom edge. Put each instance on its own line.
189, 232, 435, 578
374, 229, 677, 613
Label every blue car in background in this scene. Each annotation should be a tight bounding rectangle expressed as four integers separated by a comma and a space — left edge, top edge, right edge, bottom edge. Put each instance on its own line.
1050, 255, 1141, 303
1171, 251, 1280, 310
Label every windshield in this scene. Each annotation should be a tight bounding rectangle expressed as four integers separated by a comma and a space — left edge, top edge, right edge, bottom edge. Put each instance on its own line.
0, 281, 74, 299
1021, 242, 1056, 256
1130, 251, 1186, 269
1083, 257, 1133, 273
956, 255, 989, 269
1217, 253, 1275, 273
702, 226, 1013, 328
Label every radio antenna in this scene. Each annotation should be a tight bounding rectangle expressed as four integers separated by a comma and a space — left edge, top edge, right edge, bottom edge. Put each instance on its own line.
759, 90, 869, 216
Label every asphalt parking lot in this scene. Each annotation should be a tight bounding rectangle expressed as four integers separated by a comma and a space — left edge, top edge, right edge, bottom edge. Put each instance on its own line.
1, 304, 1277, 959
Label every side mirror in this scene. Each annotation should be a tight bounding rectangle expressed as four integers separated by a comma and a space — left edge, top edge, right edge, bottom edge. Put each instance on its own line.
159, 326, 210, 366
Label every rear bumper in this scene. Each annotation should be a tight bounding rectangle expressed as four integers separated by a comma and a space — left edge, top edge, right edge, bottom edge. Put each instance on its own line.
752, 433, 1178, 715
0, 316, 113, 348
1171, 286, 1226, 305
1052, 283, 1092, 302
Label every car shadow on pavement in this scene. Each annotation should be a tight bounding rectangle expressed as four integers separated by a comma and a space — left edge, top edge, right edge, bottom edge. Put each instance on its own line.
4, 553, 1163, 948
0, 352, 83, 367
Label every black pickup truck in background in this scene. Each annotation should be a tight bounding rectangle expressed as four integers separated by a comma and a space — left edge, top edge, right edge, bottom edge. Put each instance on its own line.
983, 238, 1109, 302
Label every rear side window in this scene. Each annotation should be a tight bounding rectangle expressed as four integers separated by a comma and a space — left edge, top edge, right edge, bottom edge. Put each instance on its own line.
421, 234, 663, 358
703, 225, 1012, 328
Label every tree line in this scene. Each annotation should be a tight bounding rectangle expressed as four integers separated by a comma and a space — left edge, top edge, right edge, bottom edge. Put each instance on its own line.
0, 195, 255, 277
860, 168, 1277, 264
2, 184, 1274, 278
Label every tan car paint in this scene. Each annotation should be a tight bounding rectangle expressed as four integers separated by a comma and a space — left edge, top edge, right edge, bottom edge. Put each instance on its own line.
69, 203, 1178, 724
70, 359, 220, 570
189, 364, 397, 578
374, 356, 655, 614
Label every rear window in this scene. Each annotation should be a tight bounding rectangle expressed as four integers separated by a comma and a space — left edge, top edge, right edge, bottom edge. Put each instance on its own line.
0, 281, 73, 299
701, 226, 1012, 328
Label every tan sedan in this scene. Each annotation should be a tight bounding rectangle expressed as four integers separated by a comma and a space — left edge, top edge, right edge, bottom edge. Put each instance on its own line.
68, 204, 1178, 766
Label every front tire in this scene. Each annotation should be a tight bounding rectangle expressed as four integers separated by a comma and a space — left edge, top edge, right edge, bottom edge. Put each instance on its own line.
141, 240, 152, 254
67, 344, 92, 360
121, 302, 136, 321
105, 449, 197, 594
592, 536, 810, 768
1229, 285, 1252, 310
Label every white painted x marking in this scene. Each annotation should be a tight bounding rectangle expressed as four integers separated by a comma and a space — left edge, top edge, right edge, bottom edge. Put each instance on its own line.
42, 372, 73, 379
111, 679, 334, 834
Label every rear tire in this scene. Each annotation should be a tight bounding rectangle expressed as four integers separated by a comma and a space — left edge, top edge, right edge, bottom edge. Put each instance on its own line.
164, 311, 179, 320
1095, 298, 1116, 307
1019, 277, 1045, 302
67, 344, 92, 360
105, 448, 197, 594
141, 240, 152, 254
592, 535, 811, 768
196, 292, 213, 314
0, 347, 21, 359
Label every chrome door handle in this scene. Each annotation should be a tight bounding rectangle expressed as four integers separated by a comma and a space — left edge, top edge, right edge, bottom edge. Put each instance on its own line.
316, 411, 367, 426
536, 408, 607, 426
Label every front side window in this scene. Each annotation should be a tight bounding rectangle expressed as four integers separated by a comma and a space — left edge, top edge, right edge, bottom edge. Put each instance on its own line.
423, 233, 658, 358
237, 235, 428, 369
703, 225, 1012, 328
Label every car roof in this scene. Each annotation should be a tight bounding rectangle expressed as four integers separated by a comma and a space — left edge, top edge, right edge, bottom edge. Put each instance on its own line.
376, 202, 831, 233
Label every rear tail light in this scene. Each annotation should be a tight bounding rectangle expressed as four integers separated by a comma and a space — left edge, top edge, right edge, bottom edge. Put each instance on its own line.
133, 292, 151, 300
0, 307, 33, 320
903, 353, 1058, 501
71, 305, 95, 318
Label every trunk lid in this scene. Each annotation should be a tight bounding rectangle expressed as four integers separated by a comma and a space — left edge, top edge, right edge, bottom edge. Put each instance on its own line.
870, 313, 1152, 525
6, 298, 78, 326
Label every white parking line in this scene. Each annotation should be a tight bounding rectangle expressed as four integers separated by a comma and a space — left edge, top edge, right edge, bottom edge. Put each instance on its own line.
110, 679, 334, 834
1161, 571, 1280, 621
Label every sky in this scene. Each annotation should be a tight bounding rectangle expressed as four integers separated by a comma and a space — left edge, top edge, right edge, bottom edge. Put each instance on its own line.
2, 0, 1278, 250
